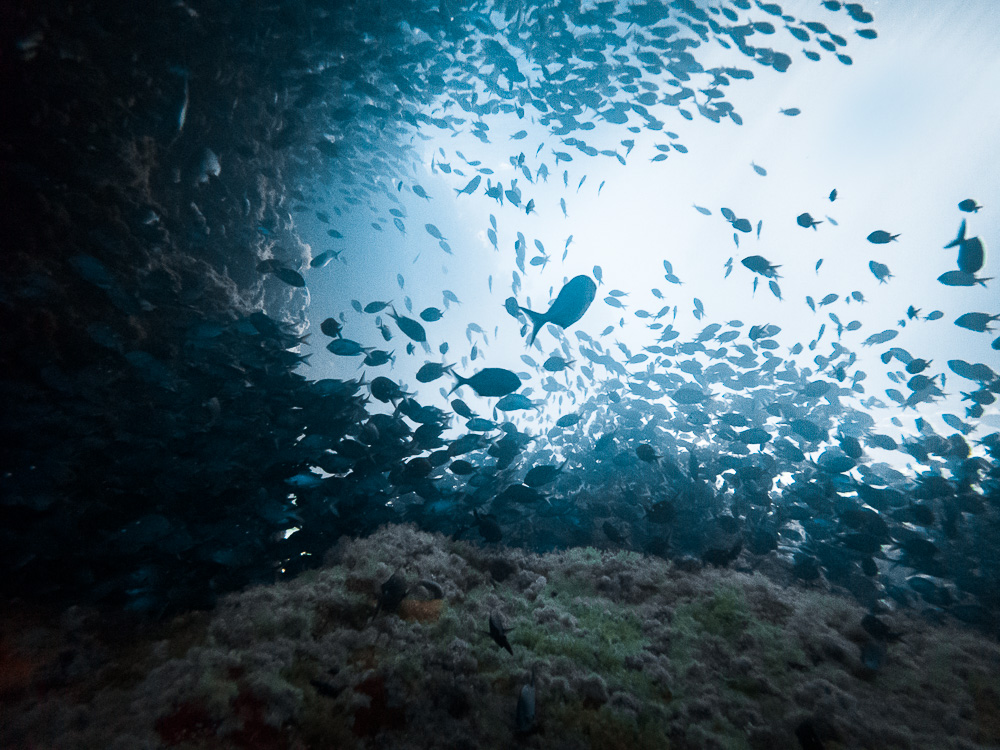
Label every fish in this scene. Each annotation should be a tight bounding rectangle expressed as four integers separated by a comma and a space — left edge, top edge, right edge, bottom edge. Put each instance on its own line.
862, 329, 899, 346
543, 355, 574, 372
518, 275, 597, 345
867, 230, 899, 244
555, 413, 581, 428
419, 307, 444, 322
636, 444, 659, 462
310, 249, 342, 268
327, 338, 369, 356
869, 261, 893, 283
320, 317, 343, 338
957, 238, 986, 275
449, 368, 521, 398
495, 393, 537, 412
472, 510, 502, 543
363, 349, 393, 367
416, 362, 453, 383
954, 313, 999, 333
515, 668, 536, 734
370, 571, 407, 620
957, 198, 982, 213
741, 255, 781, 278
263, 265, 305, 287
388, 307, 427, 342
937, 271, 991, 287
797, 212, 822, 230
454, 175, 481, 195
487, 611, 514, 654
451, 399, 475, 420
524, 461, 566, 487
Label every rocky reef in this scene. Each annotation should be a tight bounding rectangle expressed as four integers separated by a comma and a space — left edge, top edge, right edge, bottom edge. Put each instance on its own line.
2, 525, 998, 749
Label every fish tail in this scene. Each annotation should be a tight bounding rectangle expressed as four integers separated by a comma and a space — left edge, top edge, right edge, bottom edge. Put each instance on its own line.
447, 372, 467, 396
519, 307, 547, 346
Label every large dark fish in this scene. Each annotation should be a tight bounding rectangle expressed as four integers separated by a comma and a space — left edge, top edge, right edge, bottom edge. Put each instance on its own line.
519, 275, 597, 345
449, 367, 521, 398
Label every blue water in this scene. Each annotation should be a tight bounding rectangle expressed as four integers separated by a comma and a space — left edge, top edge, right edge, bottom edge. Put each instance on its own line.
1, 0, 998, 636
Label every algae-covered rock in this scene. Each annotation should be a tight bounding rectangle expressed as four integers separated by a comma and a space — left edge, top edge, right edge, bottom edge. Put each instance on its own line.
3, 526, 999, 750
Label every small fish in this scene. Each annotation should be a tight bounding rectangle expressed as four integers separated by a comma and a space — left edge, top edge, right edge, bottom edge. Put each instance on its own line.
363, 349, 394, 367
954, 312, 999, 333
273, 267, 305, 287
419, 307, 443, 322
455, 175, 481, 195
636, 443, 659, 462
371, 571, 407, 620
320, 317, 342, 337
310, 249, 342, 268
515, 668, 536, 734
543, 355, 574, 372
862, 329, 899, 346
944, 221, 987, 274
957, 198, 981, 213
797, 212, 822, 230
741, 255, 781, 278
938, 271, 991, 287
388, 307, 427, 342
869, 261, 893, 284
867, 230, 899, 244
488, 612, 514, 654
416, 362, 453, 383
326, 338, 367, 357
779, 107, 801, 116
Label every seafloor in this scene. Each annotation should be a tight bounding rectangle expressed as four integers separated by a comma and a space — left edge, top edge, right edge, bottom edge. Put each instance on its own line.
2, 525, 998, 750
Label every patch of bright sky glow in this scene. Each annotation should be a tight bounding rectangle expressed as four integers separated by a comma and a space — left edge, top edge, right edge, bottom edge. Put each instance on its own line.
300, 0, 999, 473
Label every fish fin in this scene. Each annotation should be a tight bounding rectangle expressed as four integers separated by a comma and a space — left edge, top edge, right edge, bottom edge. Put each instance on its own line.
944, 219, 966, 248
